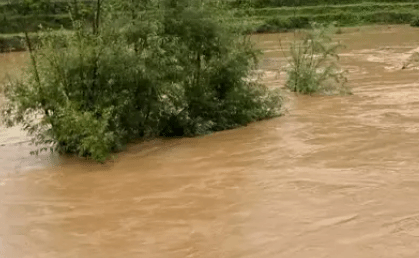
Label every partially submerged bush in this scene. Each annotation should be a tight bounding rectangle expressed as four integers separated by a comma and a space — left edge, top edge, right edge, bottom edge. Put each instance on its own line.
2, 0, 282, 162
285, 23, 349, 95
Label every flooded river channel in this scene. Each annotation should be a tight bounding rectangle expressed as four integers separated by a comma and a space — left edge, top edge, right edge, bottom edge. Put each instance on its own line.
1, 25, 419, 257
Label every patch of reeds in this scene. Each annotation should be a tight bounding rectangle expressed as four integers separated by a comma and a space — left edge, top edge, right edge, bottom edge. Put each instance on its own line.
284, 23, 350, 95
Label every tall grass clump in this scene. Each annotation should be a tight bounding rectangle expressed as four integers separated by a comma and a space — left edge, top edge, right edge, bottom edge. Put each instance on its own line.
2, 0, 282, 162
285, 23, 349, 95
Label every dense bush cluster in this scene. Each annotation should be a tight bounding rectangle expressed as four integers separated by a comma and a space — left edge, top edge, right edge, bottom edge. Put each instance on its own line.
2, 0, 282, 162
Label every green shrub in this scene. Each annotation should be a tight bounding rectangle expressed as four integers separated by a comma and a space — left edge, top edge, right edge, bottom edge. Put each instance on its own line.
2, 0, 282, 162
285, 23, 349, 95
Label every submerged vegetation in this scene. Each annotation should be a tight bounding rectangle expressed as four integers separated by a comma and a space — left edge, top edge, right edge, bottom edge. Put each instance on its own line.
285, 23, 349, 95
2, 0, 282, 162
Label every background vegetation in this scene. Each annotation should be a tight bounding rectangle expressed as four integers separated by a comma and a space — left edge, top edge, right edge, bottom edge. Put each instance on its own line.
1, 0, 419, 44
230, 0, 419, 8
234, 2, 419, 33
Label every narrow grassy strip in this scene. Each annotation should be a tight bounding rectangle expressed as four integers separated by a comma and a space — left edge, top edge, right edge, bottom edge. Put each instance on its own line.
0, 2, 418, 52
254, 10, 419, 33
232, 0, 419, 8
233, 2, 419, 17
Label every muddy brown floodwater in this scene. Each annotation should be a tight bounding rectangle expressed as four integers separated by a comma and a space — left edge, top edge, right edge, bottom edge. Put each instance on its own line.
1, 25, 419, 258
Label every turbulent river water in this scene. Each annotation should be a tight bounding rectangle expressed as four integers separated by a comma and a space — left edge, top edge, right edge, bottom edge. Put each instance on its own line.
1, 25, 419, 258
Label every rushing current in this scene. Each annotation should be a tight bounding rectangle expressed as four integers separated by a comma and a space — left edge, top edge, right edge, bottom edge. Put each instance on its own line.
1, 25, 419, 258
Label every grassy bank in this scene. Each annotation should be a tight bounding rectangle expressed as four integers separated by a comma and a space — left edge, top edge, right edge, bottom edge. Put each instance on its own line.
230, 0, 419, 8
0, 1, 419, 52
231, 2, 419, 33
253, 11, 419, 33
